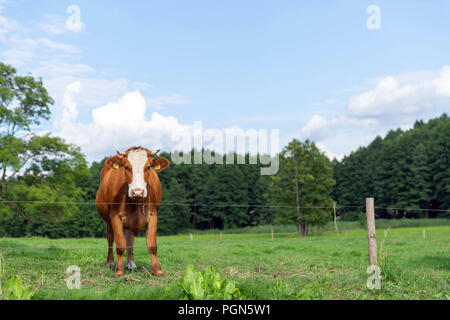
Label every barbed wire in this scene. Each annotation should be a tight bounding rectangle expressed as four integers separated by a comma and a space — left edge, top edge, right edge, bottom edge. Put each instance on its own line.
0, 200, 448, 212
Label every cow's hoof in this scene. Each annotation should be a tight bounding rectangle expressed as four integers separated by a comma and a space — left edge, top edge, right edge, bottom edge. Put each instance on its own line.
115, 271, 124, 278
106, 262, 115, 268
126, 261, 136, 270
152, 269, 164, 277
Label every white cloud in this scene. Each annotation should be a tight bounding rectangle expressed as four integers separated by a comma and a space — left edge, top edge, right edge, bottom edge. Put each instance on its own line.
1, 34, 80, 66
0, 13, 19, 37
57, 88, 195, 159
57, 88, 280, 161
0, 8, 114, 116
46, 76, 130, 108
39, 11, 85, 34
33, 60, 95, 78
28, 60, 157, 113
35, 37, 79, 53
38, 14, 67, 35
434, 66, 450, 97
59, 81, 81, 128
300, 66, 450, 160
92, 91, 147, 129
7, 35, 79, 54
29, 60, 130, 110
347, 66, 450, 117
301, 115, 330, 141
0, 6, 81, 67
301, 115, 377, 141
318, 132, 376, 161
1, 48, 33, 67
300, 113, 380, 160
315, 142, 343, 161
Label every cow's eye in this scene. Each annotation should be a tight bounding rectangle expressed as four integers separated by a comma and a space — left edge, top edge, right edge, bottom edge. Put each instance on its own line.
125, 166, 129, 171
147, 166, 151, 170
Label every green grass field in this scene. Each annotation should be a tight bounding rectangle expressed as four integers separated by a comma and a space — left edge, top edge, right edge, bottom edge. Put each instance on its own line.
0, 223, 448, 300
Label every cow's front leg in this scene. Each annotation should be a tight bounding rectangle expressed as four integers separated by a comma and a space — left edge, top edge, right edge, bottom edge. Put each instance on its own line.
146, 212, 163, 276
125, 228, 136, 270
111, 214, 126, 277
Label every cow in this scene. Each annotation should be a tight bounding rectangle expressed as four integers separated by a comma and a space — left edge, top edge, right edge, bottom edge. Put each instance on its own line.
95, 146, 169, 278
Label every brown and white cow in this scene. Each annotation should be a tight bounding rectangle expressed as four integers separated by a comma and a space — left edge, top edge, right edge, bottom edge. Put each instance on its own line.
95, 146, 169, 277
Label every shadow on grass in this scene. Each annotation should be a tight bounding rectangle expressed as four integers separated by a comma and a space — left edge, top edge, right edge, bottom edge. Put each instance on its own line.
0, 240, 31, 249
0, 240, 70, 260
409, 255, 450, 271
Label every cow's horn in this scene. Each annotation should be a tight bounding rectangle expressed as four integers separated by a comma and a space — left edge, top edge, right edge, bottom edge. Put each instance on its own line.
151, 149, 160, 155
117, 150, 126, 156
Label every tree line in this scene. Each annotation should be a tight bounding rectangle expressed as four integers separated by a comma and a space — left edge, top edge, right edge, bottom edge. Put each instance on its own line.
332, 114, 450, 220
0, 62, 448, 238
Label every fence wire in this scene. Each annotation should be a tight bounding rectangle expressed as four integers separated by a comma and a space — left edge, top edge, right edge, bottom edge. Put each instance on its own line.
0, 238, 448, 251
0, 200, 449, 212
0, 199, 448, 250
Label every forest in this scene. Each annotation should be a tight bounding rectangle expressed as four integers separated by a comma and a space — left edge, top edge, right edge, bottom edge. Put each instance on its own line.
0, 62, 449, 238
332, 114, 450, 220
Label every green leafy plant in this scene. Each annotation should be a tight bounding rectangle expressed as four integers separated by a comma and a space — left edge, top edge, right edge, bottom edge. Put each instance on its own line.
0, 255, 34, 300
1, 275, 34, 300
177, 264, 240, 300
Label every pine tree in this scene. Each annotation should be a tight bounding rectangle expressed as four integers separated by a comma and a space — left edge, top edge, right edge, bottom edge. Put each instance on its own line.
333, 114, 449, 219
158, 178, 190, 234
197, 163, 249, 229
407, 143, 432, 217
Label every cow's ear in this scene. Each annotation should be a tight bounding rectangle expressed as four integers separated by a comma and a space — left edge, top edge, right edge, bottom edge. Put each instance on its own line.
106, 156, 122, 170
151, 157, 169, 172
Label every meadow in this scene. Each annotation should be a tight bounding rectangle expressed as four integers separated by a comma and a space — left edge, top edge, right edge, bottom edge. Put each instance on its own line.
0, 222, 448, 300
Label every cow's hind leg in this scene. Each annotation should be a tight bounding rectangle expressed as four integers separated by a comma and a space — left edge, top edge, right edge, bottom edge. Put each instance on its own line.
125, 228, 136, 270
146, 212, 163, 276
106, 217, 115, 268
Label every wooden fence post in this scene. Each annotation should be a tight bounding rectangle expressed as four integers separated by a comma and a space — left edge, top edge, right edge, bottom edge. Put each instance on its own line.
189, 233, 193, 241
271, 229, 274, 241
366, 197, 377, 266
220, 232, 223, 240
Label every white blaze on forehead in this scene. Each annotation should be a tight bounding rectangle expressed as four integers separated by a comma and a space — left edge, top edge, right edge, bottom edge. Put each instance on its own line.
127, 149, 148, 197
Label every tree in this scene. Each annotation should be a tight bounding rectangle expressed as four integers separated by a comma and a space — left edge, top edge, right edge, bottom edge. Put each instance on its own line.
0, 63, 90, 233
158, 178, 190, 234
267, 139, 335, 236
197, 162, 249, 229
407, 143, 432, 217
333, 114, 450, 219
0, 62, 54, 192
428, 114, 450, 216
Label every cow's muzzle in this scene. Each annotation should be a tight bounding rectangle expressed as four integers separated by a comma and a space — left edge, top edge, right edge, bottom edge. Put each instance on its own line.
131, 188, 145, 198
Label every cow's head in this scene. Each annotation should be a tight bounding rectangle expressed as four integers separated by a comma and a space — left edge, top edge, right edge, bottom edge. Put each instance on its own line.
106, 147, 169, 198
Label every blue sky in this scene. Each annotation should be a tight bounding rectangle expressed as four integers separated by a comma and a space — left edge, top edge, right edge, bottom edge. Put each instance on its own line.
1, 0, 449, 160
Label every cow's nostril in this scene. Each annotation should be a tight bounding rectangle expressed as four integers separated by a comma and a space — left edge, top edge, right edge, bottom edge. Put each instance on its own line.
132, 189, 144, 198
